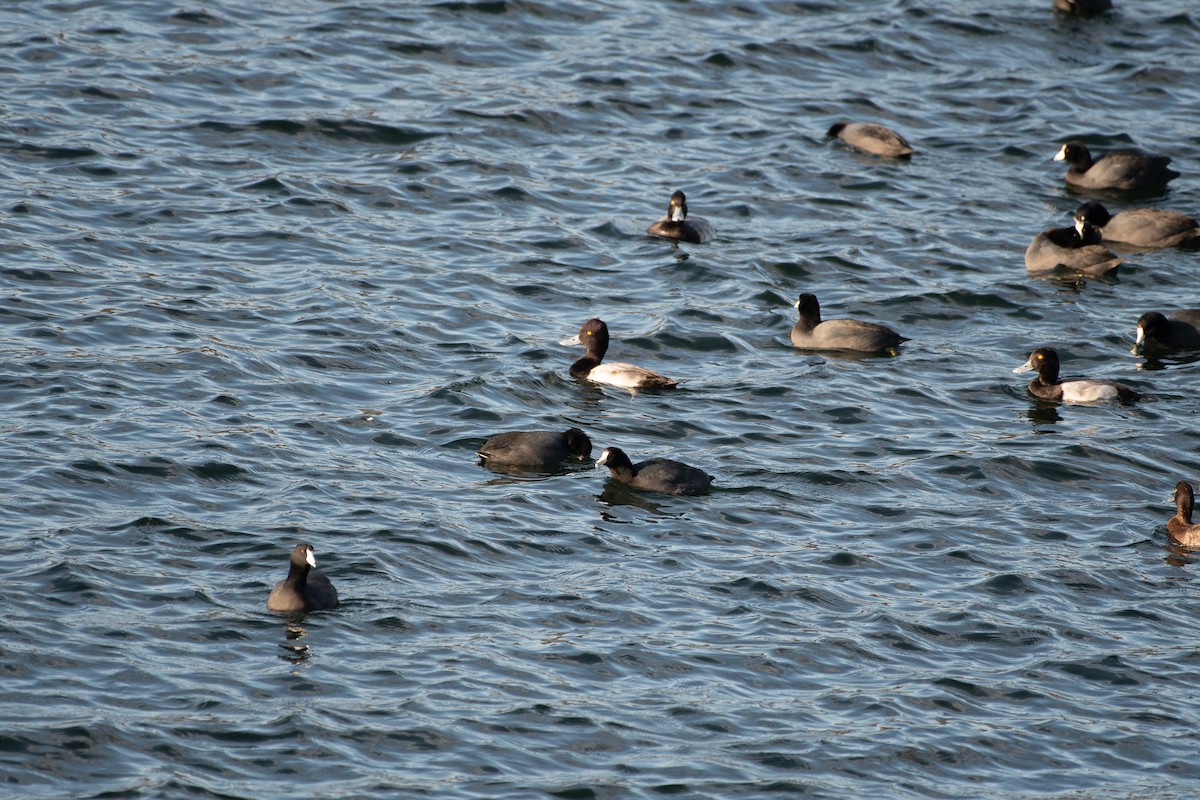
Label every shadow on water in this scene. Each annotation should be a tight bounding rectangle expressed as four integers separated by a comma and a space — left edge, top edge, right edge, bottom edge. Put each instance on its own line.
1024, 403, 1065, 427
476, 458, 594, 483
594, 481, 707, 519
278, 623, 312, 664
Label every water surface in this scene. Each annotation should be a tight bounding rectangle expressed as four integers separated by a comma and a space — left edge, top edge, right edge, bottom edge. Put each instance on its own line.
3, 1, 1200, 798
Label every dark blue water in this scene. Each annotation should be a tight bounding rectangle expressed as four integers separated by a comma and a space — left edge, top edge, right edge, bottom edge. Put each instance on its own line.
3, 1, 1200, 797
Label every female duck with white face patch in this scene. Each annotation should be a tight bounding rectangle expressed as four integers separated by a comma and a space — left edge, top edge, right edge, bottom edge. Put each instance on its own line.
561, 318, 677, 391
647, 190, 715, 244
1013, 347, 1140, 404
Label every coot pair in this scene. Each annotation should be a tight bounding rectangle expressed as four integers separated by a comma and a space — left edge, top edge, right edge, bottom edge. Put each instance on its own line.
477, 428, 711, 496
1025, 217, 1121, 277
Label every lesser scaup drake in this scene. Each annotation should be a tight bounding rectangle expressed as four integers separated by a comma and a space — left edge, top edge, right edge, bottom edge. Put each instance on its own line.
596, 446, 713, 496
825, 121, 914, 159
1053, 0, 1112, 15
1013, 347, 1140, 404
1073, 201, 1200, 248
561, 318, 678, 390
1024, 219, 1121, 276
1134, 310, 1200, 353
267, 543, 339, 613
646, 190, 715, 244
476, 427, 592, 466
1168, 481, 1200, 547
790, 293, 907, 353
1053, 142, 1179, 191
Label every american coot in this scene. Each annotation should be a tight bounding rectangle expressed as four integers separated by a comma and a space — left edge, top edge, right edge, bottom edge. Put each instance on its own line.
267, 543, 339, 613
595, 446, 713, 496
1024, 220, 1121, 276
825, 122, 914, 159
1168, 481, 1200, 547
790, 293, 907, 353
1053, 0, 1112, 15
1073, 201, 1200, 248
561, 318, 678, 390
646, 190, 715, 244
1134, 310, 1200, 353
476, 428, 592, 466
1053, 142, 1179, 191
1013, 347, 1140, 404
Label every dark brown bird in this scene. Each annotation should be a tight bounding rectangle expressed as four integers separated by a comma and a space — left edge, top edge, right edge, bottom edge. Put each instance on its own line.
1168, 481, 1200, 548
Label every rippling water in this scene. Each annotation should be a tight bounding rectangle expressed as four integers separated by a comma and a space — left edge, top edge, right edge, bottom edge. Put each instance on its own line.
4, 1, 1200, 797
